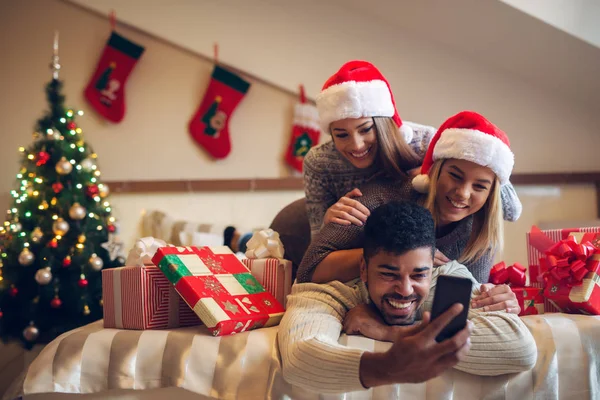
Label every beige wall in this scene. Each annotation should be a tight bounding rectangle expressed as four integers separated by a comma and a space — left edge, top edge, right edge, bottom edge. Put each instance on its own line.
0, 0, 598, 265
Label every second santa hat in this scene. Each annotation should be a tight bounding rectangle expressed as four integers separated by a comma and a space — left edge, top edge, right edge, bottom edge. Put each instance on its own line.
316, 60, 413, 143
412, 111, 514, 193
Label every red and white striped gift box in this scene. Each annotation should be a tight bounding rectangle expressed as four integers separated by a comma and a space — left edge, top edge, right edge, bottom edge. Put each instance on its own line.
526, 226, 600, 313
102, 265, 201, 329
242, 258, 293, 308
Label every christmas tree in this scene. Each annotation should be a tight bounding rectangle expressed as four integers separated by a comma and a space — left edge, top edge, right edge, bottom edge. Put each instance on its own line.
0, 33, 124, 348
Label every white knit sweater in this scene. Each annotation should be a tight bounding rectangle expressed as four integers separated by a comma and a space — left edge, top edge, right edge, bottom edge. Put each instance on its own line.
278, 261, 537, 393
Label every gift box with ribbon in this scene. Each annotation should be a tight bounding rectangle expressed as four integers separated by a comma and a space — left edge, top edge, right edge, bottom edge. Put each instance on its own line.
513, 287, 544, 316
102, 237, 201, 329
489, 261, 544, 316
527, 226, 600, 315
242, 229, 292, 308
151, 245, 285, 336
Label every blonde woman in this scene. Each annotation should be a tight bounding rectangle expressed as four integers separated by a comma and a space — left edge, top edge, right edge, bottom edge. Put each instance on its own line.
298, 111, 514, 289
304, 61, 521, 239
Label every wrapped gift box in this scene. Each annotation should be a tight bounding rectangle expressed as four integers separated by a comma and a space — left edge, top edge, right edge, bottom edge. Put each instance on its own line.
242, 258, 292, 308
512, 287, 544, 316
151, 245, 285, 336
526, 226, 600, 313
102, 265, 201, 329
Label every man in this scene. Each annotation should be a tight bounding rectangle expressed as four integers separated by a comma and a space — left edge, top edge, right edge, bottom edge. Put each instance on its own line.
278, 201, 536, 393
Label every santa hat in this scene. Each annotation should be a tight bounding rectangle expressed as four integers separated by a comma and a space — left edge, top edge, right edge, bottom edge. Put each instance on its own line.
412, 111, 514, 193
315, 60, 413, 143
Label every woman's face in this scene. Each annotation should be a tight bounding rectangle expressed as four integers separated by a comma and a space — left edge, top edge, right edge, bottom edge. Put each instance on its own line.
434, 159, 496, 227
330, 117, 378, 169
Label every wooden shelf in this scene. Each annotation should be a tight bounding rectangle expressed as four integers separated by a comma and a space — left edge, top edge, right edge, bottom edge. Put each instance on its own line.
104, 172, 600, 194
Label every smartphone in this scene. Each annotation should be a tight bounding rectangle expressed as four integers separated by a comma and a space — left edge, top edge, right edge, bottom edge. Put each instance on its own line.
430, 275, 473, 342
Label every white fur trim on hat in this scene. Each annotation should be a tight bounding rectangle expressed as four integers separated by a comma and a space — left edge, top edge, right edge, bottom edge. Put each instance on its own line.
316, 80, 394, 131
412, 174, 430, 193
293, 103, 321, 132
433, 128, 514, 184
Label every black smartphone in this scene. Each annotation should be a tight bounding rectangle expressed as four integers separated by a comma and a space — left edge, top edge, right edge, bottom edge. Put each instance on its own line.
430, 275, 473, 342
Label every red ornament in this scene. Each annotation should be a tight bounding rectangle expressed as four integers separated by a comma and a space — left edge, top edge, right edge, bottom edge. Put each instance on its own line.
67, 122, 77, 130
52, 182, 64, 193
36, 151, 51, 167
0, 310, 3, 318
9, 287, 18, 297
48, 239, 58, 249
107, 224, 116, 233
62, 256, 72, 267
85, 184, 99, 198
50, 297, 62, 309
78, 277, 88, 288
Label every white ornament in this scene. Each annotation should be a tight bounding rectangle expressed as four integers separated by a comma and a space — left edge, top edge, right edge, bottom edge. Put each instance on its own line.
35, 267, 53, 285
52, 218, 69, 235
55, 157, 73, 175
69, 203, 86, 220
89, 253, 104, 271
80, 157, 95, 172
101, 233, 125, 262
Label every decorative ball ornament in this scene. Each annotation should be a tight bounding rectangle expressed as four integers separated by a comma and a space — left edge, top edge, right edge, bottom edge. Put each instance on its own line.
35, 267, 53, 285
80, 157, 94, 172
85, 184, 99, 198
36, 151, 51, 166
48, 238, 58, 248
0, 310, 3, 318
50, 297, 62, 308
31, 227, 43, 243
62, 256, 71, 267
52, 182, 64, 193
89, 253, 104, 271
52, 218, 69, 235
23, 324, 39, 342
18, 248, 35, 266
107, 224, 116, 233
83, 304, 91, 316
12, 222, 22, 232
55, 157, 73, 175
67, 121, 77, 130
69, 203, 86, 220
98, 184, 109, 198
78, 234, 86, 243
78, 274, 88, 288
9, 286, 18, 297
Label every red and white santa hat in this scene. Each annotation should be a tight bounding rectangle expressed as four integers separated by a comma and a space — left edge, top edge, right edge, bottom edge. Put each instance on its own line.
412, 111, 514, 193
315, 60, 414, 143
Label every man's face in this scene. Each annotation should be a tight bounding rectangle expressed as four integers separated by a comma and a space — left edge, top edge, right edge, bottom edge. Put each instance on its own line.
360, 247, 433, 325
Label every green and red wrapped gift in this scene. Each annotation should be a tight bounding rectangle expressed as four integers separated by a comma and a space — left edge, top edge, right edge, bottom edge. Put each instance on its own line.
151, 245, 285, 336
489, 261, 543, 316
513, 287, 544, 316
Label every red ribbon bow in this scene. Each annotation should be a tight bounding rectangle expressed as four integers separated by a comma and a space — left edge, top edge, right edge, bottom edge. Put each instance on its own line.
541, 237, 599, 287
489, 261, 527, 286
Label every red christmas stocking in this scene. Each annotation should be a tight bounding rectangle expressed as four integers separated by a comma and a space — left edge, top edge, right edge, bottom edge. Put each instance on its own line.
84, 32, 145, 123
188, 65, 251, 159
284, 86, 321, 173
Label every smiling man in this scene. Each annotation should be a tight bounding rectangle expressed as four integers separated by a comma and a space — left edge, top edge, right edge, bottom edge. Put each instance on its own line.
278, 201, 536, 394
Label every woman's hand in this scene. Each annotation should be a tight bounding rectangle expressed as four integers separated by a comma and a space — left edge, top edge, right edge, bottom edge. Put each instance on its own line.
434, 250, 450, 266
472, 284, 521, 314
324, 188, 371, 227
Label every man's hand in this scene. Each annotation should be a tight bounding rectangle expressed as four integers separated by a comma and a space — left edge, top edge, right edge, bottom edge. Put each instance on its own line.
343, 304, 414, 342
360, 304, 473, 388
472, 284, 520, 314
323, 188, 370, 227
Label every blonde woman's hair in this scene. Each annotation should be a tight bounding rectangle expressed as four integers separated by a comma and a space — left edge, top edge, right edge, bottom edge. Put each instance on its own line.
372, 117, 421, 179
424, 160, 504, 264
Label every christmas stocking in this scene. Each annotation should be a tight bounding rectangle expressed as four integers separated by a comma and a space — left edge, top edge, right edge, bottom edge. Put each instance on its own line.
84, 31, 145, 123
284, 86, 321, 173
188, 65, 251, 159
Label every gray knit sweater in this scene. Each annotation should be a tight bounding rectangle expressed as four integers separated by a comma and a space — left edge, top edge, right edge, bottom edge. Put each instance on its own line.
303, 122, 522, 237
296, 178, 495, 284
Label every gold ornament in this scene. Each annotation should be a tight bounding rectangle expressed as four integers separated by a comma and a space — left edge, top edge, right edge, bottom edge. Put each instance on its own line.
99, 299, 103, 306
31, 227, 44, 243
83, 304, 90, 316
52, 218, 69, 236
18, 248, 35, 266
69, 203, 86, 220
89, 253, 104, 271
55, 157, 73, 175
23, 324, 39, 342
34, 267, 52, 285
78, 234, 86, 243
98, 184, 109, 198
